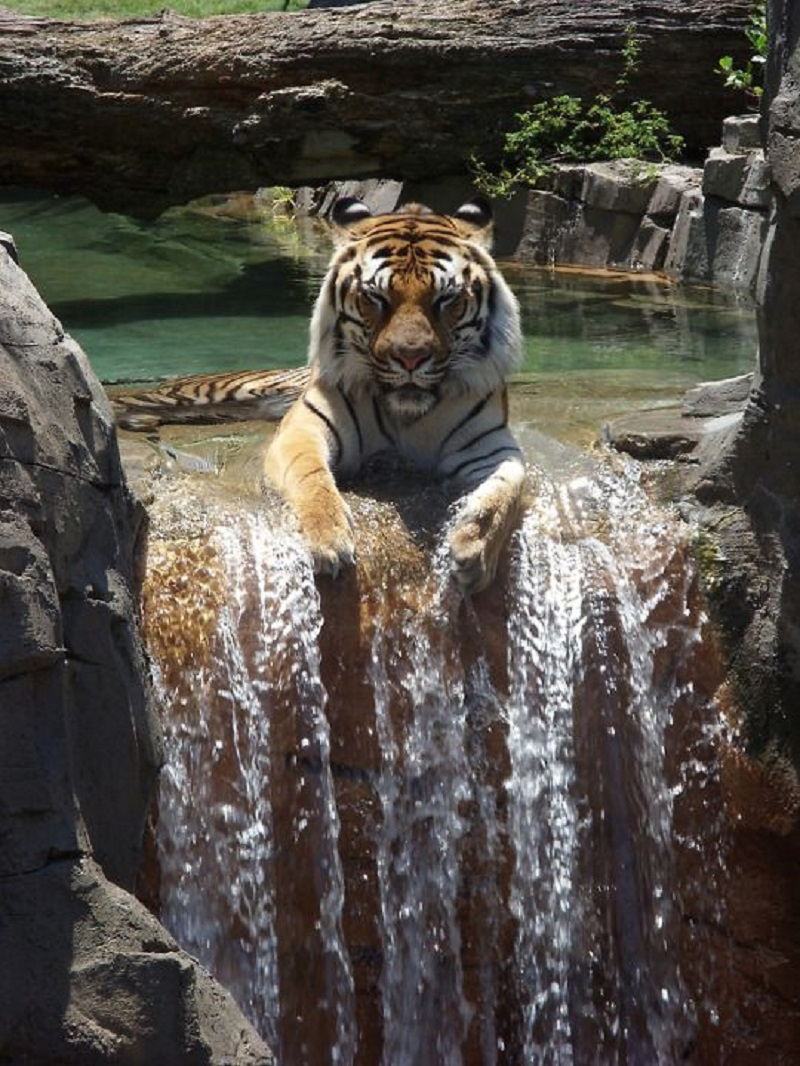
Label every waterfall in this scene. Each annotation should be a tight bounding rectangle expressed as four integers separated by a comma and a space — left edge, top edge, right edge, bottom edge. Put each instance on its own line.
506, 466, 703, 1063
143, 455, 724, 1064
148, 500, 355, 1064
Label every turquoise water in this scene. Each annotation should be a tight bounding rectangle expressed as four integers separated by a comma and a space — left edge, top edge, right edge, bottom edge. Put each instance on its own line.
2, 189, 320, 381
1, 188, 757, 395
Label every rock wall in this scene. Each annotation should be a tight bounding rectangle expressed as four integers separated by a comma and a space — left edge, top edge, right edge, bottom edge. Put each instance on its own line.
293, 121, 771, 293
0, 239, 272, 1064
688, 0, 800, 766
490, 120, 770, 288
665, 115, 771, 292
0, 0, 752, 218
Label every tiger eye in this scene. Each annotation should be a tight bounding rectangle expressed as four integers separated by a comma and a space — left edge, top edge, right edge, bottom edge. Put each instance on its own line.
360, 287, 389, 314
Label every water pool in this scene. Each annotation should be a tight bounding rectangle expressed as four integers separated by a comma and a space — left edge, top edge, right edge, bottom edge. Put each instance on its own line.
1, 187, 758, 441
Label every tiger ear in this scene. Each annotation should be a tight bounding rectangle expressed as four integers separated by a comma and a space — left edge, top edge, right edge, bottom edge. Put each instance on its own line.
452, 196, 494, 248
331, 197, 373, 229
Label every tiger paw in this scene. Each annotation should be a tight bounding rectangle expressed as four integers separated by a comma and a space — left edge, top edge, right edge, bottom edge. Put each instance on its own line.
301, 503, 356, 578
448, 517, 497, 595
309, 533, 356, 578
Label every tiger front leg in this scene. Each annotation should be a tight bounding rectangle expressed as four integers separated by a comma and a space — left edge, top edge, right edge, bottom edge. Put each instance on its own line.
263, 411, 356, 577
448, 456, 526, 594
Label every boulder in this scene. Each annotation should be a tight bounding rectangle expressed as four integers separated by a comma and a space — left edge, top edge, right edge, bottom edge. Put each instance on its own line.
0, 243, 273, 1064
2, 857, 270, 1066
0, 0, 752, 218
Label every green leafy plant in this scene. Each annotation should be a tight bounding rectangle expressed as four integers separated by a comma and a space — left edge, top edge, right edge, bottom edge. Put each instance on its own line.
717, 0, 767, 106
472, 25, 684, 199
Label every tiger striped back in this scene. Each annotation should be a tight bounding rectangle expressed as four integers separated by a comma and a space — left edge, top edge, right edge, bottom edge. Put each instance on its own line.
110, 366, 310, 430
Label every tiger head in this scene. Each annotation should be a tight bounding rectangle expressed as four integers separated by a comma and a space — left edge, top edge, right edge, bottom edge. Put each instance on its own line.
309, 197, 522, 422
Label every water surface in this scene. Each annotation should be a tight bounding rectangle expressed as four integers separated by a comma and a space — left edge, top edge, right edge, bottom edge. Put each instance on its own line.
1, 187, 757, 441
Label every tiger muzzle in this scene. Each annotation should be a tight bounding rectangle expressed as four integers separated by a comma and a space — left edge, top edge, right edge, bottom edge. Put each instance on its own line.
376, 308, 441, 378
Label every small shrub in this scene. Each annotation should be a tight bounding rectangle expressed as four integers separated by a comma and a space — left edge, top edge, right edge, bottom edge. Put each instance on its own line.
472, 25, 684, 198
717, 0, 767, 107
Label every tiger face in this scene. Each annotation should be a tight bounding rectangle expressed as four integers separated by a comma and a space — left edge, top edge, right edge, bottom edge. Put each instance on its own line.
265, 196, 526, 591
310, 197, 522, 423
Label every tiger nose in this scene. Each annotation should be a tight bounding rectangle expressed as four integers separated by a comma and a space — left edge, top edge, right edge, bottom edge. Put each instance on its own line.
393, 345, 430, 371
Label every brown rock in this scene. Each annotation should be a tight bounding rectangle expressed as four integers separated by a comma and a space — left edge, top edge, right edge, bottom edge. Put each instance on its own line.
0, 0, 751, 217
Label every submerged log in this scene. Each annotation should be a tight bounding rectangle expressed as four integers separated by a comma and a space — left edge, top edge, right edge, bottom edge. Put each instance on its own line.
0, 0, 752, 217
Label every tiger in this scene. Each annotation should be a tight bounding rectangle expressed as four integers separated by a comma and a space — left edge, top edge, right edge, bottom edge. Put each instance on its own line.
109, 366, 310, 430
264, 196, 526, 594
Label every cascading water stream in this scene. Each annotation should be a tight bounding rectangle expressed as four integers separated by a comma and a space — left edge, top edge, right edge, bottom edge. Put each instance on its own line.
368, 559, 474, 1066
505, 466, 702, 1063
148, 500, 355, 1064
506, 526, 584, 1061
143, 452, 726, 1064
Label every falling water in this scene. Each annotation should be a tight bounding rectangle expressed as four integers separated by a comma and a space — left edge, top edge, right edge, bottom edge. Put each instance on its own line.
144, 451, 725, 1064
148, 499, 355, 1064
368, 553, 473, 1066
506, 526, 584, 1060
506, 464, 703, 1063
154, 512, 282, 1045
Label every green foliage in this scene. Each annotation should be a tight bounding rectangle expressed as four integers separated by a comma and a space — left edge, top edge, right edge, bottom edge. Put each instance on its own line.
0, 0, 306, 16
717, 0, 767, 106
472, 25, 684, 199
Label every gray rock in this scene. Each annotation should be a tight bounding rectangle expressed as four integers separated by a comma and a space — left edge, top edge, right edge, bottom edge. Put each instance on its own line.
606, 408, 705, 460
721, 113, 762, 153
316, 177, 404, 218
0, 242, 274, 1063
646, 165, 703, 221
0, 857, 271, 1065
703, 147, 772, 208
686, 0, 800, 766
629, 217, 671, 271
580, 161, 658, 215
709, 201, 769, 291
682, 373, 754, 418
665, 191, 768, 292
515, 162, 703, 273
567, 205, 643, 268
550, 164, 587, 202
515, 188, 579, 266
